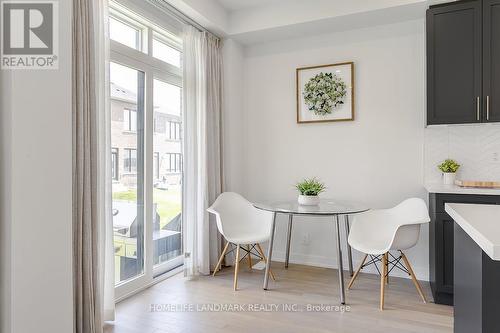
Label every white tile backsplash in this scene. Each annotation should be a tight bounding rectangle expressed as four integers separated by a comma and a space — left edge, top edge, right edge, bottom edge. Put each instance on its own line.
424, 124, 500, 183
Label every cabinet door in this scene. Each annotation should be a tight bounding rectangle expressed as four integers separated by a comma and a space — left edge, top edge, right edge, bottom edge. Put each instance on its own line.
483, 0, 500, 122
436, 213, 455, 293
427, 1, 482, 125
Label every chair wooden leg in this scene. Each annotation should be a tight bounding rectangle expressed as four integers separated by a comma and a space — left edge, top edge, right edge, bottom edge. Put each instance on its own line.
347, 254, 368, 290
380, 252, 388, 310
234, 244, 240, 291
213, 242, 230, 277
401, 252, 427, 303
256, 243, 276, 281
247, 245, 253, 269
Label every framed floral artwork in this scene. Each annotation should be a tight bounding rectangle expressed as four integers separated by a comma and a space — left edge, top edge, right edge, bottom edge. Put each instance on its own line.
296, 62, 354, 123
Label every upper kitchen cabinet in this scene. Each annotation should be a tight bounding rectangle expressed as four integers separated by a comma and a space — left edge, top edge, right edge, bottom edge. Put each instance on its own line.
427, 0, 482, 125
483, 0, 500, 122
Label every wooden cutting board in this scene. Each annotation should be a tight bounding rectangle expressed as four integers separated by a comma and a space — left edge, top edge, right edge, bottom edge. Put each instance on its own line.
455, 180, 500, 188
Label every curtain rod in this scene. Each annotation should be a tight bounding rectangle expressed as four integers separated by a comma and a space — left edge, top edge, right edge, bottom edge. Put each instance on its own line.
145, 0, 220, 38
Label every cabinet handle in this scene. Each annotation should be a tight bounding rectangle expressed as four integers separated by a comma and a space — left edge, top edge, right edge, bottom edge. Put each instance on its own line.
487, 96, 490, 121
477, 97, 480, 121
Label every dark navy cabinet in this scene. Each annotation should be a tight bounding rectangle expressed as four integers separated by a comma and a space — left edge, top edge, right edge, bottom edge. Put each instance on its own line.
427, 0, 500, 125
428, 193, 500, 305
483, 0, 500, 122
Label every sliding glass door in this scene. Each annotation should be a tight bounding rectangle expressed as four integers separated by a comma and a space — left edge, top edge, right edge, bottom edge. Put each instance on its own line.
108, 0, 184, 298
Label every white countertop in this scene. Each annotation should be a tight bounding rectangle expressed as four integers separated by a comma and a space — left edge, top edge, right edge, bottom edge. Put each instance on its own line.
425, 182, 500, 195
445, 203, 500, 260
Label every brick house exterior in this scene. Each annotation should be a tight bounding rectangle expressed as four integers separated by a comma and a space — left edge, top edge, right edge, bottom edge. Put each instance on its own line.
110, 82, 182, 189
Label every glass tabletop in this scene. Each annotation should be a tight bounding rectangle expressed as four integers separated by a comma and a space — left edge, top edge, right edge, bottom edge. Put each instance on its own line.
253, 199, 369, 216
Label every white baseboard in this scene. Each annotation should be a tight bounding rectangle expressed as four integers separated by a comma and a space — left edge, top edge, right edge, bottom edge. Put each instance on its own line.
271, 250, 429, 282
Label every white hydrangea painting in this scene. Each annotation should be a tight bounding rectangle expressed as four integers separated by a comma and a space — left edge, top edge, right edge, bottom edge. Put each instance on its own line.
296, 62, 354, 123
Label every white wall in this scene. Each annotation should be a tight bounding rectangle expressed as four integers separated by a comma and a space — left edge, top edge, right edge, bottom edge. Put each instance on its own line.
424, 125, 500, 183
224, 19, 430, 279
1, 57, 13, 333
0, 0, 73, 332
222, 39, 246, 194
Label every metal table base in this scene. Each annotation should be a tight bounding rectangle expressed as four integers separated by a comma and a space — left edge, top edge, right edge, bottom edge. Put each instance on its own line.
263, 213, 358, 304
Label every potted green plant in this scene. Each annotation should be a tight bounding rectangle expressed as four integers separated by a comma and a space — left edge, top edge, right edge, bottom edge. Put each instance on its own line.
438, 159, 460, 185
295, 178, 325, 206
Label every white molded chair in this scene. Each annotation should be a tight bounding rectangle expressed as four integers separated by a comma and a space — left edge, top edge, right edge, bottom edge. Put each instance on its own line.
207, 192, 276, 290
347, 198, 430, 310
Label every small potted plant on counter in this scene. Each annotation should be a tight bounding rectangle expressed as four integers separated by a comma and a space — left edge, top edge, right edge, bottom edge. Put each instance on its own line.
295, 178, 325, 206
438, 159, 460, 185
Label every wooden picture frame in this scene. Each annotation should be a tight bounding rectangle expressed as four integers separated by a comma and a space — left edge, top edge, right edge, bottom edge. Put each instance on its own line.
296, 61, 354, 124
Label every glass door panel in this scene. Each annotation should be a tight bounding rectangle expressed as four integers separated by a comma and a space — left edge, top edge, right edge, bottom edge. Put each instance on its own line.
152, 78, 183, 269
110, 62, 145, 285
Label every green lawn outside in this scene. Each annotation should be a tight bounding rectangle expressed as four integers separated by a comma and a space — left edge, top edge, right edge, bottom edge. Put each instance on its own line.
113, 188, 181, 229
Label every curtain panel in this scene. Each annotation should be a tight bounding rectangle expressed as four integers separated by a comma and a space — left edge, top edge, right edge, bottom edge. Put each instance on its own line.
72, 0, 113, 332
182, 26, 224, 277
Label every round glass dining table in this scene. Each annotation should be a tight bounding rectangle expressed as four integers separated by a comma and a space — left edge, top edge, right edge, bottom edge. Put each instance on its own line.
253, 199, 369, 305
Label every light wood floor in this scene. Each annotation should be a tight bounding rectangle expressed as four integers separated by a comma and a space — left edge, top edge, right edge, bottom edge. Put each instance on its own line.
105, 261, 453, 333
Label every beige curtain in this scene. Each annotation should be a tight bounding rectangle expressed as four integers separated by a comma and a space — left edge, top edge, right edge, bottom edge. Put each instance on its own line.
183, 26, 224, 277
72, 0, 112, 332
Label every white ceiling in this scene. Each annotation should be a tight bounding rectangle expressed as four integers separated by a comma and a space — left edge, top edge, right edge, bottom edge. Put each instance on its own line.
215, 0, 284, 11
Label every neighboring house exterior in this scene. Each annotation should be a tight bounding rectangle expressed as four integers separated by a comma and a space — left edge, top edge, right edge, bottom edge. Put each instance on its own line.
110, 81, 182, 188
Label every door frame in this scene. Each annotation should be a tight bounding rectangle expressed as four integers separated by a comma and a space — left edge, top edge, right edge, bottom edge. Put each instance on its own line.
111, 41, 184, 300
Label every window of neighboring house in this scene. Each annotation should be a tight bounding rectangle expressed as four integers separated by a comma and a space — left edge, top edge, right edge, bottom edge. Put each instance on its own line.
111, 148, 119, 180
153, 114, 166, 134
167, 121, 181, 140
176, 122, 181, 139
153, 152, 160, 180
166, 153, 182, 173
123, 148, 137, 172
123, 108, 137, 132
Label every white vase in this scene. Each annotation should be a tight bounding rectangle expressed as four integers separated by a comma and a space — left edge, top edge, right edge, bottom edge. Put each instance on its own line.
443, 172, 456, 185
298, 195, 320, 206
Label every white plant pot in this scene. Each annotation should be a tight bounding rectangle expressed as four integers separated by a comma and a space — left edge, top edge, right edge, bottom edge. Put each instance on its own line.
298, 195, 320, 206
443, 172, 456, 185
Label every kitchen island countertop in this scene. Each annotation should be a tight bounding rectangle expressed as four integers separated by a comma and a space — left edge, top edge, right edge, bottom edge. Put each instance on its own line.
445, 203, 500, 260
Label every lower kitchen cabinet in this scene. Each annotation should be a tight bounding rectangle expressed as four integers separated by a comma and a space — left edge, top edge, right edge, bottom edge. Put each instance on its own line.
429, 193, 500, 305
